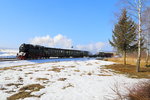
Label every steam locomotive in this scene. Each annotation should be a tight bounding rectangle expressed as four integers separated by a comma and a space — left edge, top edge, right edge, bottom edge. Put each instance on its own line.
17, 43, 89, 60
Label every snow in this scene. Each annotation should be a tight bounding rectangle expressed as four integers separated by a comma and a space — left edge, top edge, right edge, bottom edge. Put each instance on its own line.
0, 58, 93, 69
0, 59, 148, 100
0, 49, 18, 58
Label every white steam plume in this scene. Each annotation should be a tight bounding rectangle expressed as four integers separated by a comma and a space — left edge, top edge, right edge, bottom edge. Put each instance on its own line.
30, 34, 72, 49
75, 42, 104, 54
29, 34, 105, 53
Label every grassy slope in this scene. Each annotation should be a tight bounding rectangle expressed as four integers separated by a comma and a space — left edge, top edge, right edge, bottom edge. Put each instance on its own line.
104, 57, 150, 79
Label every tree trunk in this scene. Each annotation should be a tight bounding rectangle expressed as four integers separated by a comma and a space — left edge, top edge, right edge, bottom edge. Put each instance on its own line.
136, 0, 142, 72
136, 48, 141, 72
123, 50, 126, 65
145, 49, 149, 66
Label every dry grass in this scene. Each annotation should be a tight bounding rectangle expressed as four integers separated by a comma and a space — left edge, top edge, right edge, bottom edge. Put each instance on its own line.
7, 92, 33, 100
36, 78, 49, 81
19, 84, 44, 92
68, 66, 75, 68
0, 86, 7, 90
17, 69, 23, 71
86, 63, 93, 66
25, 72, 33, 75
6, 83, 23, 87
0, 64, 35, 71
104, 64, 150, 78
127, 81, 150, 100
87, 72, 92, 75
97, 74, 112, 76
7, 84, 45, 100
105, 57, 150, 67
62, 83, 74, 89
74, 70, 80, 72
58, 78, 67, 81
48, 67, 64, 72
0, 66, 22, 70
112, 81, 150, 100
18, 77, 23, 82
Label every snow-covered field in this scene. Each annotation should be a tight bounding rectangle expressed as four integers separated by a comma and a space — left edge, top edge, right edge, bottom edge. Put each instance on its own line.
0, 58, 92, 69
0, 59, 147, 100
0, 49, 18, 58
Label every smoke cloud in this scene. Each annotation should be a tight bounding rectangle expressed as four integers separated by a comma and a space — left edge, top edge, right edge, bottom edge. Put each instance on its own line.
30, 34, 72, 49
29, 34, 105, 53
75, 42, 104, 54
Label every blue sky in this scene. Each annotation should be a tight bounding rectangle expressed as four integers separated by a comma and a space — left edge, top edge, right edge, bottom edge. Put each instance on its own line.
0, 0, 118, 51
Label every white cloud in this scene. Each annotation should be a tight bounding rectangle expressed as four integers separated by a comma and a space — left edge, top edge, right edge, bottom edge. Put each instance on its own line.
30, 34, 72, 49
75, 42, 104, 54
53, 34, 72, 48
30, 35, 54, 47
29, 34, 105, 53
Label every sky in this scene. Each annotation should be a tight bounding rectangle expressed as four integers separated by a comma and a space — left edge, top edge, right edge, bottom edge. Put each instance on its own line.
0, 0, 119, 53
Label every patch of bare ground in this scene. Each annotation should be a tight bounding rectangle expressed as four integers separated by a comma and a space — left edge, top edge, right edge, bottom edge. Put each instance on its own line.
6, 83, 23, 88
19, 84, 44, 92
36, 78, 49, 81
5, 90, 16, 93
74, 69, 80, 72
25, 72, 33, 75
48, 67, 64, 72
34, 70, 40, 72
17, 69, 23, 71
58, 78, 67, 81
7, 84, 45, 100
80, 71, 94, 76
87, 72, 92, 75
18, 77, 23, 82
68, 66, 75, 68
104, 64, 150, 78
100, 69, 110, 73
97, 74, 112, 76
86, 63, 93, 66
62, 83, 74, 89
7, 92, 32, 100
0, 86, 7, 90
80, 72, 86, 76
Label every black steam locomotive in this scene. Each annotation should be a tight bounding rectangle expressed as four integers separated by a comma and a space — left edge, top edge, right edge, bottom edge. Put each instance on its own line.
17, 43, 89, 60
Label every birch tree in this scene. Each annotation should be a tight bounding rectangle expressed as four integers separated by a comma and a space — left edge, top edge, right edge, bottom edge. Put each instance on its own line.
136, 0, 142, 72
120, 0, 149, 72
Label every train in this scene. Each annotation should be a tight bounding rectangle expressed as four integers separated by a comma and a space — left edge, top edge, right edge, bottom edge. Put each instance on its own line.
97, 52, 114, 58
17, 43, 89, 60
